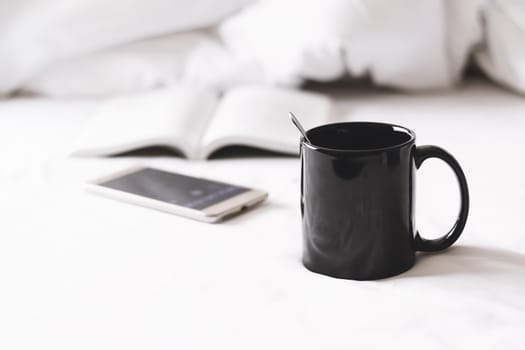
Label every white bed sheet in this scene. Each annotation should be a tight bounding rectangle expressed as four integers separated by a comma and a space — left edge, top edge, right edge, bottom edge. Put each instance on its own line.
0, 79, 524, 349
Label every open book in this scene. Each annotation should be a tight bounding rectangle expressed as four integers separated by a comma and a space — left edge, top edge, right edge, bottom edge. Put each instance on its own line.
73, 85, 333, 160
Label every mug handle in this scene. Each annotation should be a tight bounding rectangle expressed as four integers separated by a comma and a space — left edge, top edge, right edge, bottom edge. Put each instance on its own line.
414, 145, 470, 252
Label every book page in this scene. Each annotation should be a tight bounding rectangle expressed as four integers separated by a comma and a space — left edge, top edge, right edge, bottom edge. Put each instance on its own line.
199, 86, 331, 159
73, 86, 218, 158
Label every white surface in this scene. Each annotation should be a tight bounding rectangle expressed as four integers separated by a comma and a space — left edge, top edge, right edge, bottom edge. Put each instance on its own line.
0, 80, 524, 349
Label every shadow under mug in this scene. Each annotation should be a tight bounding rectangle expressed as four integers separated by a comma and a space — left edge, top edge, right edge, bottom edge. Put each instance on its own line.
300, 122, 469, 280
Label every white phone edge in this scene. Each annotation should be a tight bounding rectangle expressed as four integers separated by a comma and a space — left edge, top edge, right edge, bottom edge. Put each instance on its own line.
85, 165, 268, 223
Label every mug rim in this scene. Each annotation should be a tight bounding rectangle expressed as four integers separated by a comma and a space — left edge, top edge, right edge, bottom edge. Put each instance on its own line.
302, 121, 416, 154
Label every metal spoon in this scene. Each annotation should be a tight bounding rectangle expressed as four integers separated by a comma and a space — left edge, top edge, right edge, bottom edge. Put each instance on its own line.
289, 112, 312, 144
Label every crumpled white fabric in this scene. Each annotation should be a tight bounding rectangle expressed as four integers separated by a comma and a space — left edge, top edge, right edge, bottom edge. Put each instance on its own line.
218, 0, 486, 89
2, 0, 525, 97
0, 0, 252, 94
476, 0, 525, 93
24, 31, 265, 98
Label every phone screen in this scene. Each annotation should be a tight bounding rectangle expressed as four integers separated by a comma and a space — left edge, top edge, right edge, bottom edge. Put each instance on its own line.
98, 168, 249, 210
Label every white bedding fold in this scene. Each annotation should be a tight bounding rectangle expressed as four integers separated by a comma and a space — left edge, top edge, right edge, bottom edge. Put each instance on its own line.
23, 31, 265, 98
0, 0, 252, 94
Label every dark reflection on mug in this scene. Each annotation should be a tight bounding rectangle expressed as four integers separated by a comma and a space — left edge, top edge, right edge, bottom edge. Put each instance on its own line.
332, 157, 364, 180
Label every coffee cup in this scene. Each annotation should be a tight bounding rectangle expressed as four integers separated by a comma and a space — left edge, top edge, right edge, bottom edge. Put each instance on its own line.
300, 122, 469, 280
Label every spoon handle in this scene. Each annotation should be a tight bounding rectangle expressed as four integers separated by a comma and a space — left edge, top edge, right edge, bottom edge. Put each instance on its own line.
289, 112, 312, 143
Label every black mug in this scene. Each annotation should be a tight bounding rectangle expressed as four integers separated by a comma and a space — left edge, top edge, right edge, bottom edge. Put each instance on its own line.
300, 122, 469, 280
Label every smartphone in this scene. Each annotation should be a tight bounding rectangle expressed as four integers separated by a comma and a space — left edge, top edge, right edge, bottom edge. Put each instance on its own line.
87, 166, 268, 223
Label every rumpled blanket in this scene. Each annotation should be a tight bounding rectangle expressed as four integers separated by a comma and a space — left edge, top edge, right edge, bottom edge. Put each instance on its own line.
1, 0, 524, 97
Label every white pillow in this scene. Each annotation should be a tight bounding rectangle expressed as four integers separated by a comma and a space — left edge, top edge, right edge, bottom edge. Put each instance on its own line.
476, 0, 525, 95
218, 0, 483, 90
0, 0, 253, 95
22, 31, 265, 98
